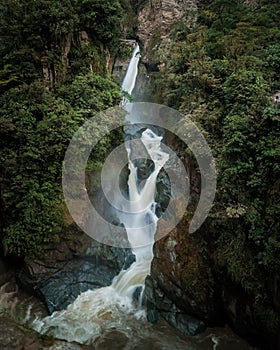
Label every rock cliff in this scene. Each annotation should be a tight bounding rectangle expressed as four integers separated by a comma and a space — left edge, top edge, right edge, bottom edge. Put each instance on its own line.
144, 138, 279, 349
137, 0, 197, 69
18, 224, 134, 314
136, 2, 280, 349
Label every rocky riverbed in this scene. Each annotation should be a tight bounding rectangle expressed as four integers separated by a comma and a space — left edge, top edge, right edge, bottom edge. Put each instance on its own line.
0, 250, 256, 350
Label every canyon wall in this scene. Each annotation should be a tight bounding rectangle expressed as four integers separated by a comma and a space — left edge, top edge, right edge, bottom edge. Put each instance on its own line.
137, 1, 279, 349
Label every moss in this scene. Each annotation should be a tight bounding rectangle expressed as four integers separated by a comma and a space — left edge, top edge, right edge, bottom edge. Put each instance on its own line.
175, 216, 215, 303
146, 28, 163, 63
16, 324, 32, 333
215, 227, 265, 295
254, 303, 280, 334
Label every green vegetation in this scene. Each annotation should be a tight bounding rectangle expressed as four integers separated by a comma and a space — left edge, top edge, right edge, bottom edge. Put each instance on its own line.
0, 0, 133, 256
152, 0, 280, 335
0, 0, 279, 340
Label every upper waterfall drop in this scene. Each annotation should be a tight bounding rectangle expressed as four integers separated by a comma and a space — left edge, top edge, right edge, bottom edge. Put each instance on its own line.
121, 43, 140, 105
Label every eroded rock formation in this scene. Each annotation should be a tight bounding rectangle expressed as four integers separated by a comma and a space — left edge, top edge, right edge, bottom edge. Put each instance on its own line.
137, 0, 197, 68
18, 225, 134, 313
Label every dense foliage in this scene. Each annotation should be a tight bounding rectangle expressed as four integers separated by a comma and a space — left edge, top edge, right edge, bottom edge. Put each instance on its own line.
0, 0, 279, 342
0, 0, 131, 256
151, 0, 280, 337
0, 0, 132, 89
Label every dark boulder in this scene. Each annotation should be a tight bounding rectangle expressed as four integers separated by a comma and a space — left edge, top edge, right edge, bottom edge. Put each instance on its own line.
17, 224, 135, 313
144, 274, 206, 336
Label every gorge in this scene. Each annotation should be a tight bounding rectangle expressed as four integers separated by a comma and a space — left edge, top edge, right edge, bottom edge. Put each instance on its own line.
0, 1, 279, 349
32, 44, 171, 343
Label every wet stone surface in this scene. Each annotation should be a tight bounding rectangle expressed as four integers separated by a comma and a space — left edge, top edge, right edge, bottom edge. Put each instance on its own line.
0, 274, 92, 350
17, 225, 135, 313
0, 274, 256, 350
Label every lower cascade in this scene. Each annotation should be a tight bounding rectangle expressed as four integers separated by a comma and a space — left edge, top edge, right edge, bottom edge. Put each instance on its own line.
33, 44, 168, 344
33, 128, 168, 344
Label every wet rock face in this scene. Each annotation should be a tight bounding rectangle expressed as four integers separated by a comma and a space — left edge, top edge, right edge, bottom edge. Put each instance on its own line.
144, 216, 223, 336
0, 315, 94, 350
0, 260, 14, 287
145, 275, 205, 336
18, 224, 135, 313
143, 143, 279, 348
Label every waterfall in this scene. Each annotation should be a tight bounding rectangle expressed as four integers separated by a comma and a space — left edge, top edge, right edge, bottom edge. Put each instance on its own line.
32, 43, 168, 345
121, 43, 140, 102
112, 128, 169, 304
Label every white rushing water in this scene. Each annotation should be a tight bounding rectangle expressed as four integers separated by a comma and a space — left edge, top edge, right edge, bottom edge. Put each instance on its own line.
121, 43, 140, 97
32, 43, 169, 345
